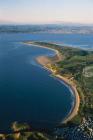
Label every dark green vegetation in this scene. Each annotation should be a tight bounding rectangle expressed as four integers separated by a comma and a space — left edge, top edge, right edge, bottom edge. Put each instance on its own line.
0, 122, 50, 140
28, 41, 93, 124
0, 121, 67, 140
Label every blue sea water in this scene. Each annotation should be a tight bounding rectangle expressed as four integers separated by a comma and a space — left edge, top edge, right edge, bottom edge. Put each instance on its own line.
0, 33, 93, 132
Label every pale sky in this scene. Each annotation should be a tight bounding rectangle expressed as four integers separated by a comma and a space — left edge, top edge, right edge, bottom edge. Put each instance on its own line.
0, 0, 93, 24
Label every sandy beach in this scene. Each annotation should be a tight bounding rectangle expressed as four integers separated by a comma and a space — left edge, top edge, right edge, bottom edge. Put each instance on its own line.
24, 41, 62, 61
26, 42, 80, 124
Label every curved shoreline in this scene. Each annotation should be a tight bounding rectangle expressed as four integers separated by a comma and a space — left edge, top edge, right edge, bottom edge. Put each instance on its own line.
25, 42, 80, 124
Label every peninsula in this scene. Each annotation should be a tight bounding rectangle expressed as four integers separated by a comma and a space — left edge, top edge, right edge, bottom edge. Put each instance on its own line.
25, 41, 93, 125
25, 41, 80, 124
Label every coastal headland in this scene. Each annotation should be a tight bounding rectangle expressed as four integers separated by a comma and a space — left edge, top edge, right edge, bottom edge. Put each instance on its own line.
25, 41, 80, 124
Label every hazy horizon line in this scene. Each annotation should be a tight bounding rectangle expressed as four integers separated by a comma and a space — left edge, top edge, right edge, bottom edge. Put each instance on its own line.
0, 20, 93, 26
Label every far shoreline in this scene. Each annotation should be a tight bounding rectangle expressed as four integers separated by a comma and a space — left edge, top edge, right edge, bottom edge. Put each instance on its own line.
25, 41, 80, 124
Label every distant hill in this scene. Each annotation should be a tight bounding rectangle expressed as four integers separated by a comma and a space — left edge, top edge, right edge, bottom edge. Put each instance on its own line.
0, 24, 93, 34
